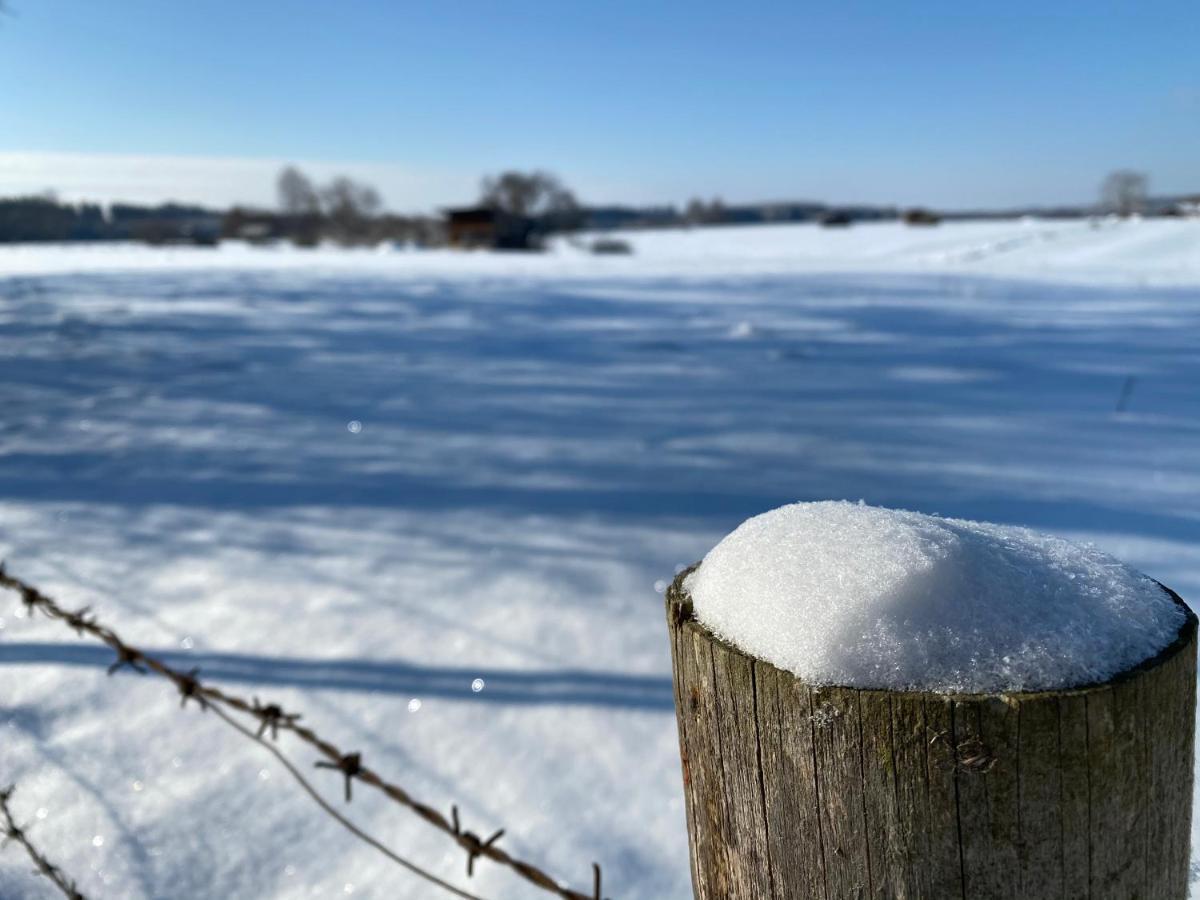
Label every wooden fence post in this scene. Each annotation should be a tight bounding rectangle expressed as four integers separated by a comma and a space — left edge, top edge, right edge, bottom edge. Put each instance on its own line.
665, 567, 1197, 900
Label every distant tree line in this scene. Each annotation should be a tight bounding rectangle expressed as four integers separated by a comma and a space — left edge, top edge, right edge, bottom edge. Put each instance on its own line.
0, 165, 1188, 246
0, 194, 220, 244
260, 167, 391, 245
243, 167, 586, 248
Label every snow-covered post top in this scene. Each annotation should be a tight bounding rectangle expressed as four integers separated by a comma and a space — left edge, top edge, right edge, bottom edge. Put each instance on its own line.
684, 501, 1187, 694
665, 502, 1196, 900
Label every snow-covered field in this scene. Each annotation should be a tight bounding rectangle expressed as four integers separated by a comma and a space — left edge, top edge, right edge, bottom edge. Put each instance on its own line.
1, 217, 1199, 898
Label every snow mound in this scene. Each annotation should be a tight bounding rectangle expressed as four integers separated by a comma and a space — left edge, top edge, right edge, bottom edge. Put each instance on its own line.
684, 501, 1187, 693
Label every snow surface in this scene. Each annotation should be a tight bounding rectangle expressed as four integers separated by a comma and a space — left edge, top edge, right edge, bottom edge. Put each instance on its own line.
0, 219, 1198, 898
685, 501, 1185, 693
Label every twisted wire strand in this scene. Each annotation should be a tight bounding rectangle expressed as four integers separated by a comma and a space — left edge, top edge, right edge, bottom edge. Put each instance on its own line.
0, 785, 87, 900
0, 566, 606, 900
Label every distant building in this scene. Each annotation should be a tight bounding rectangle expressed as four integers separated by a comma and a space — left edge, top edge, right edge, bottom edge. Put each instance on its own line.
1175, 196, 1200, 218
111, 203, 221, 244
444, 207, 537, 250
903, 208, 941, 226
819, 210, 853, 228
221, 208, 288, 244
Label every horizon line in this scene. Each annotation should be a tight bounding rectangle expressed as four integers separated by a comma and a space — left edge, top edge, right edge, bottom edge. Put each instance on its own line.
0, 149, 1169, 217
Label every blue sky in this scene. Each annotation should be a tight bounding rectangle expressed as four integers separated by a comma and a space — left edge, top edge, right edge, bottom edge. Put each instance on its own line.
0, 0, 1197, 211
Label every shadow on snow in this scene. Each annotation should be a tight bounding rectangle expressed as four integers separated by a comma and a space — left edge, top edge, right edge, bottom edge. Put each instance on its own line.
0, 642, 676, 711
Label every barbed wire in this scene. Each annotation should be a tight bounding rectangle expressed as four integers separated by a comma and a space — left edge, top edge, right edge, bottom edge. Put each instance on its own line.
0, 565, 609, 900
6, 712, 485, 900
208, 704, 489, 900
0, 785, 87, 900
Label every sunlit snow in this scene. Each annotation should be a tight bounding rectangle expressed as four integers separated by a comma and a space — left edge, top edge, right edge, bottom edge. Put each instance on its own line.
686, 501, 1184, 692
1, 218, 1200, 898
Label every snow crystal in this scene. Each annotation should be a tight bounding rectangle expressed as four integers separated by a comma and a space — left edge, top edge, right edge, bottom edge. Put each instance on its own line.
471, 678, 485, 693
684, 501, 1187, 693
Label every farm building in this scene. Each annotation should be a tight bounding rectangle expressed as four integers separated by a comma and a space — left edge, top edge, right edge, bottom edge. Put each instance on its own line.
444, 207, 537, 250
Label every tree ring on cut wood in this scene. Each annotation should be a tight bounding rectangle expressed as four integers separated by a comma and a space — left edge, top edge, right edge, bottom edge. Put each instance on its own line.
665, 563, 1197, 900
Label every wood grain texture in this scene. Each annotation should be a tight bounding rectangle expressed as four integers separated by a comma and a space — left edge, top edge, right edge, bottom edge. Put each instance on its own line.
666, 572, 1197, 900
710, 640, 774, 899
810, 684, 871, 898
754, 660, 827, 899
923, 695, 964, 898
890, 693, 933, 899
667, 591, 704, 895
1056, 693, 1091, 897
1015, 694, 1064, 897
859, 690, 902, 898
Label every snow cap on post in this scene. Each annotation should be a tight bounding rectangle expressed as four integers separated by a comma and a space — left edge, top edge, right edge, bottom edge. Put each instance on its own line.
684, 500, 1187, 693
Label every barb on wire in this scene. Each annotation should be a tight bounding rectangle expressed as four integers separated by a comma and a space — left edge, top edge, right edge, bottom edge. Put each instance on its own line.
172, 667, 207, 710
450, 806, 505, 877
0, 564, 610, 900
208, 704, 489, 900
251, 698, 300, 740
314, 752, 362, 802
62, 606, 95, 637
106, 645, 146, 677
0, 785, 87, 900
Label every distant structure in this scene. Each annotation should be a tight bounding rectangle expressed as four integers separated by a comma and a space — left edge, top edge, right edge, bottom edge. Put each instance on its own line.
444, 207, 536, 250
222, 208, 288, 244
589, 237, 633, 255
819, 210, 853, 228
903, 208, 941, 226
1172, 195, 1200, 218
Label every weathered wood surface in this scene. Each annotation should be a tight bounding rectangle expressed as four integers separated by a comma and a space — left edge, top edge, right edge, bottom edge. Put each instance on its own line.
666, 570, 1197, 900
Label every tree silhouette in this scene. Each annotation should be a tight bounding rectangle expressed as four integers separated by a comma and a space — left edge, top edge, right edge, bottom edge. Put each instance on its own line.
277, 166, 320, 216
480, 170, 581, 231
1100, 170, 1148, 216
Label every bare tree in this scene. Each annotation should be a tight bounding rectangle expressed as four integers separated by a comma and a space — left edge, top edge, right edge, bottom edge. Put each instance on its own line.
320, 176, 383, 244
277, 166, 320, 215
479, 170, 581, 230
1101, 170, 1148, 216
684, 196, 726, 225
320, 176, 381, 218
